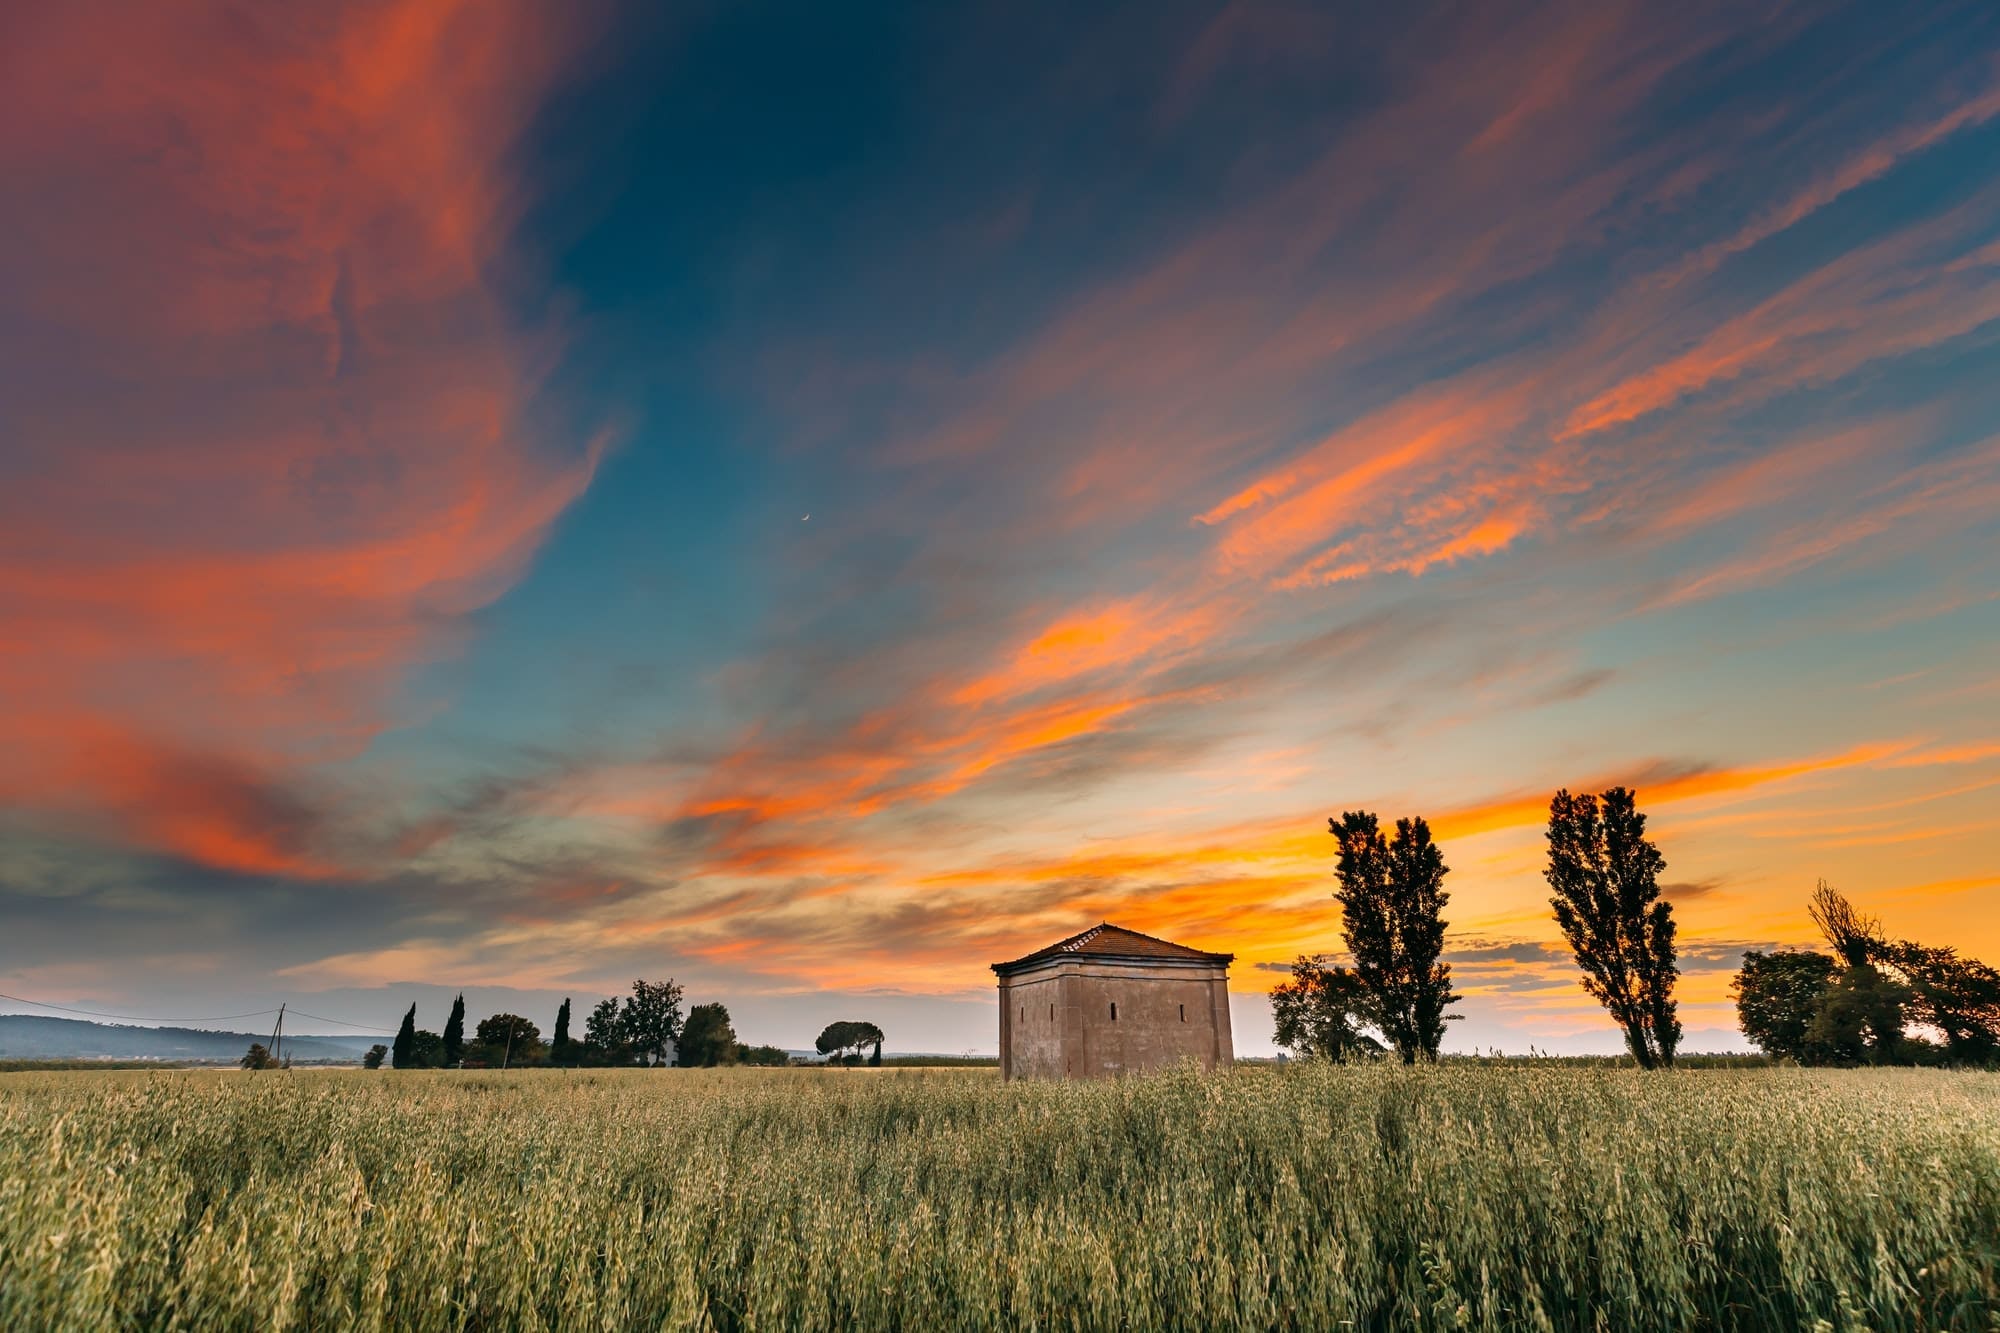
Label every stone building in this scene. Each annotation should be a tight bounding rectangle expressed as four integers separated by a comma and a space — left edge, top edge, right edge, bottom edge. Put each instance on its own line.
992, 923, 1234, 1080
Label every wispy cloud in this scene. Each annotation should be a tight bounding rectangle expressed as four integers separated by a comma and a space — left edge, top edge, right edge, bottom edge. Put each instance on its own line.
5, 2, 1997, 1053
0, 1, 605, 873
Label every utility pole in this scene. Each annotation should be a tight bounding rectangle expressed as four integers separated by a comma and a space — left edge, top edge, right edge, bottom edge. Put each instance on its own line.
501, 1019, 514, 1071
268, 1003, 285, 1068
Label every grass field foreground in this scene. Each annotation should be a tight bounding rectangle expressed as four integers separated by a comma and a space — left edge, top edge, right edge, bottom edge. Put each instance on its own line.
2, 1064, 1996, 1330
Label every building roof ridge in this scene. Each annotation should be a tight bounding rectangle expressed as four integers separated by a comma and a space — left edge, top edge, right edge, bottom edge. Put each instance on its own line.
992, 921, 1233, 973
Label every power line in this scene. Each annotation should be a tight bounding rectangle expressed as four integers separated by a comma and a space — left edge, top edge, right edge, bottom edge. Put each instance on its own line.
285, 1008, 396, 1034
0, 991, 284, 1025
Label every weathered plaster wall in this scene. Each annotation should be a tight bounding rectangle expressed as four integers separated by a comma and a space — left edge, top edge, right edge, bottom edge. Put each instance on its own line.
999, 972, 1068, 1080
998, 959, 1233, 1079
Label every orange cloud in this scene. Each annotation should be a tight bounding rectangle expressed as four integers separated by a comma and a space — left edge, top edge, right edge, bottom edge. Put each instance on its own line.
1430, 744, 1910, 843
1883, 741, 2000, 768
953, 598, 1226, 707
12, 722, 340, 881
1562, 193, 2000, 440
0, 1, 601, 872
1206, 383, 1530, 576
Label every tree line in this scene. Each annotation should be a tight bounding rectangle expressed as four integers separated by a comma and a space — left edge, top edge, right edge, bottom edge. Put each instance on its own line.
1734, 881, 1999, 1066
1272, 784, 1997, 1068
372, 976, 792, 1072
332, 980, 885, 1071
242, 985, 887, 1071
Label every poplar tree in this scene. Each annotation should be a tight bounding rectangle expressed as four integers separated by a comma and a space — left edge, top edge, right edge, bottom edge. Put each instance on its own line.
391, 1004, 417, 1070
1330, 811, 1458, 1062
1546, 786, 1681, 1069
443, 993, 466, 1068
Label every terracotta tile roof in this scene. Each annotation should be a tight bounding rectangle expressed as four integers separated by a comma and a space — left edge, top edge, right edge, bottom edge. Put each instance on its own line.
991, 922, 1234, 975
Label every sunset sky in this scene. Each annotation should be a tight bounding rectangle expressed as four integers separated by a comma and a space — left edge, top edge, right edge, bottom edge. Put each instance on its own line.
2, 1, 1996, 1055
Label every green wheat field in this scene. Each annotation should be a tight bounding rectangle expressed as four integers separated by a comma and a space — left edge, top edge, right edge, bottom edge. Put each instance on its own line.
2, 1065, 1996, 1331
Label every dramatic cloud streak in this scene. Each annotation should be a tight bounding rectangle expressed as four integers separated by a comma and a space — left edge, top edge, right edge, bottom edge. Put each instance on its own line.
3, 2, 1995, 1055
0, 0, 603, 873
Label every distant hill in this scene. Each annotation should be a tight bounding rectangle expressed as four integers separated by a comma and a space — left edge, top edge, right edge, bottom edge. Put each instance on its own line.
0, 1015, 378, 1064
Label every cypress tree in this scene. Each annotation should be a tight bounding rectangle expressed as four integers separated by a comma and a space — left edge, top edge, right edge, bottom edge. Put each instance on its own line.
443, 993, 466, 1067
553, 997, 572, 1064
391, 1004, 417, 1069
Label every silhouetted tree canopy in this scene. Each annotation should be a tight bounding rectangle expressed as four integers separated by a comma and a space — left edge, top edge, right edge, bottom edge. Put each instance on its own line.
1886, 941, 2000, 1065
584, 997, 628, 1064
573, 982, 686, 1066
622, 979, 685, 1067
474, 1013, 541, 1047
1270, 956, 1382, 1060
240, 1042, 279, 1070
1733, 883, 1998, 1067
472, 1014, 544, 1066
678, 1003, 738, 1067
1807, 880, 1881, 969
736, 1044, 791, 1066
1807, 963, 1909, 1065
1733, 949, 1836, 1062
1546, 787, 1680, 1069
815, 1020, 884, 1065
407, 1030, 445, 1068
1330, 811, 1458, 1063
362, 1044, 387, 1070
